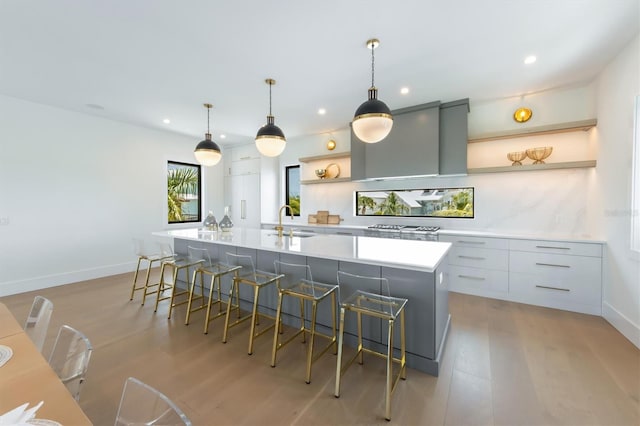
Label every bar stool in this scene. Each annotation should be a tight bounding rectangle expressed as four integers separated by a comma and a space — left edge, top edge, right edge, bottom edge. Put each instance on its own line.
334, 271, 408, 421
184, 246, 241, 334
130, 238, 173, 303
222, 252, 283, 355
152, 243, 204, 319
271, 261, 339, 384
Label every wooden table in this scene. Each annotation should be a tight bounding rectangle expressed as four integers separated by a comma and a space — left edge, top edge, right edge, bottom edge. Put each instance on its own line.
0, 302, 92, 425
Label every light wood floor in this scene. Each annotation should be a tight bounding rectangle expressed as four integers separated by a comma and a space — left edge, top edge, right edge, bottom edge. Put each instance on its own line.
2, 272, 639, 426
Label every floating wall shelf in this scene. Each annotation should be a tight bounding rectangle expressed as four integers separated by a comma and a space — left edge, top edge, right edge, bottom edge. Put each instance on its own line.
468, 160, 597, 174
300, 177, 352, 185
468, 119, 597, 143
298, 152, 350, 163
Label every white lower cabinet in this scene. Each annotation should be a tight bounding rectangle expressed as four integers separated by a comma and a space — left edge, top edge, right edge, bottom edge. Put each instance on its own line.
439, 235, 509, 297
440, 233, 603, 315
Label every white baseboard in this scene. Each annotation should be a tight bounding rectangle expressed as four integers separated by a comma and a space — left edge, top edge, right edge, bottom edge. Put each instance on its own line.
603, 301, 640, 349
0, 261, 136, 297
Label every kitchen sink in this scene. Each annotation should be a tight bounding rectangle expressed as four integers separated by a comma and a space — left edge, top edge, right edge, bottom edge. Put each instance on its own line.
267, 232, 316, 238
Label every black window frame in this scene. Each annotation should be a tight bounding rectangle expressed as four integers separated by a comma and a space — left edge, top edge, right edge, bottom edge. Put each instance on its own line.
167, 160, 202, 224
285, 165, 301, 216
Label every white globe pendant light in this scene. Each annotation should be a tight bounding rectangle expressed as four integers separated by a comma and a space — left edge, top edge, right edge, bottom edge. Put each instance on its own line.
194, 103, 222, 166
255, 78, 286, 157
352, 38, 393, 143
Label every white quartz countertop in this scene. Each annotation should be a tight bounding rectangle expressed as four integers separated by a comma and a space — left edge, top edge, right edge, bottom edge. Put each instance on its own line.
154, 228, 451, 273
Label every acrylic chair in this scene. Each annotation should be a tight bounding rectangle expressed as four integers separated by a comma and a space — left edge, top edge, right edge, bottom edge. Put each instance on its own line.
130, 238, 174, 303
115, 377, 192, 426
151, 243, 204, 319
184, 246, 241, 334
23, 295, 53, 353
48, 324, 93, 401
271, 260, 339, 384
222, 252, 283, 355
334, 271, 408, 421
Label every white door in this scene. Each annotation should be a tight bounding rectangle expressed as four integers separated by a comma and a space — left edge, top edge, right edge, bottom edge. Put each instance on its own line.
226, 173, 261, 229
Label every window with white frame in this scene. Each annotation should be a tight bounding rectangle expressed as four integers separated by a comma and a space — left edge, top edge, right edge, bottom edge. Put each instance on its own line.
632, 95, 640, 252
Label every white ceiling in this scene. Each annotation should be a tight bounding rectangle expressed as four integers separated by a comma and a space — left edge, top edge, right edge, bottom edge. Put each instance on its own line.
1, 0, 638, 146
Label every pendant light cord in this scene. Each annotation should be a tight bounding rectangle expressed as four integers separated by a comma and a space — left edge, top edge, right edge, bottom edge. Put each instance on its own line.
269, 80, 273, 116
207, 106, 210, 133
371, 42, 375, 88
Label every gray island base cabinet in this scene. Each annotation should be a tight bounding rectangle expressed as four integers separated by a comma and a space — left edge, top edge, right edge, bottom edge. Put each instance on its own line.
161, 228, 451, 377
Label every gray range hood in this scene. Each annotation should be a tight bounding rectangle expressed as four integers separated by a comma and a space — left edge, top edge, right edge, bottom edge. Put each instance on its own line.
351, 98, 469, 180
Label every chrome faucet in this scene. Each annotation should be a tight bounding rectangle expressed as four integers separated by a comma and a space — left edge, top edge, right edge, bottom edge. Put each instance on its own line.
275, 204, 293, 238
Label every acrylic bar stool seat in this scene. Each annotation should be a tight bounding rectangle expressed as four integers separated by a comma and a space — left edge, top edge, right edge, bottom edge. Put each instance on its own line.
334, 271, 408, 421
271, 260, 339, 384
222, 252, 283, 355
24, 295, 53, 354
130, 238, 173, 303
152, 243, 204, 319
184, 246, 241, 334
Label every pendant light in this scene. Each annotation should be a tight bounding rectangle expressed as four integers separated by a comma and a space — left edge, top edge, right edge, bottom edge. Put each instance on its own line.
352, 38, 393, 143
194, 103, 222, 166
255, 78, 286, 157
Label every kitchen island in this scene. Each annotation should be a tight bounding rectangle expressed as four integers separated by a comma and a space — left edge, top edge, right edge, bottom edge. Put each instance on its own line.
154, 228, 451, 376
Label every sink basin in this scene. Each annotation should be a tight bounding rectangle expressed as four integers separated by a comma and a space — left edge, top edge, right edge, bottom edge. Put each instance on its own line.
267, 232, 316, 238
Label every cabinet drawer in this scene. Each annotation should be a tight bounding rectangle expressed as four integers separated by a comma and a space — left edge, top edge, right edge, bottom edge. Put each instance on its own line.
509, 239, 602, 257
439, 234, 509, 250
509, 271, 601, 308
449, 266, 508, 293
448, 246, 508, 270
510, 251, 601, 274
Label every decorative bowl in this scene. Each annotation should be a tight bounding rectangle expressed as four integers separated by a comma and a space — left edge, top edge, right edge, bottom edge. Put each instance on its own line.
526, 146, 553, 164
507, 151, 527, 166
315, 168, 327, 179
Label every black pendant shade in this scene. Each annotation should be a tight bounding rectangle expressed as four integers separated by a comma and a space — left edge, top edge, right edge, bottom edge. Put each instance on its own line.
194, 103, 222, 166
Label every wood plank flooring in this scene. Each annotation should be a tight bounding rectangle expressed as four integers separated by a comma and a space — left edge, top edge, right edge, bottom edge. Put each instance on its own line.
1, 271, 638, 425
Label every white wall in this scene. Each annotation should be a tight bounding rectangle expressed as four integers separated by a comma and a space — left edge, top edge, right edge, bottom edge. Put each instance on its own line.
0, 95, 225, 296
593, 35, 640, 347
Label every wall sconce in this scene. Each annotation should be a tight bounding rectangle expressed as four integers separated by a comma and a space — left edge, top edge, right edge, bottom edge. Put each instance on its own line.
513, 107, 533, 123
326, 139, 336, 150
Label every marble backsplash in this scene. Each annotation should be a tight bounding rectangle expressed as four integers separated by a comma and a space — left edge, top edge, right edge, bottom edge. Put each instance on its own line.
298, 167, 598, 239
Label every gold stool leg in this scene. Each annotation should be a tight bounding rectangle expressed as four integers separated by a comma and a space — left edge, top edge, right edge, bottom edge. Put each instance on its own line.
131, 257, 143, 300
185, 269, 199, 325
222, 278, 237, 344
271, 290, 285, 367
357, 311, 364, 365
247, 285, 260, 355
153, 263, 168, 312
305, 301, 318, 384
299, 297, 306, 343
385, 318, 395, 421
203, 274, 217, 334
400, 308, 407, 380
167, 265, 181, 319
140, 259, 155, 304
331, 291, 338, 354
334, 306, 346, 398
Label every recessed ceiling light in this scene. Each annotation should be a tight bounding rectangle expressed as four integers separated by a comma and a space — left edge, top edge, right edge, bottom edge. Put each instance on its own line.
400, 87, 409, 95
162, 118, 171, 124
524, 55, 537, 65
219, 134, 226, 139
318, 108, 326, 115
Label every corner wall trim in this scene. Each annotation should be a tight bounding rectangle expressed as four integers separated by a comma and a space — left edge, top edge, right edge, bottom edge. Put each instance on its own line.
603, 301, 640, 349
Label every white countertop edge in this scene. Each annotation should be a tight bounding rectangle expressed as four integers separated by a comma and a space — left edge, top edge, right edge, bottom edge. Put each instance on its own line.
154, 228, 451, 274
262, 222, 605, 244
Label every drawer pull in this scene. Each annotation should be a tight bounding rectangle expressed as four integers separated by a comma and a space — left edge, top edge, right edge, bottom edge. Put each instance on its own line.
458, 274, 486, 281
535, 262, 570, 268
458, 255, 485, 260
336, 232, 352, 235
535, 245, 570, 250
536, 284, 570, 292
458, 240, 485, 245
